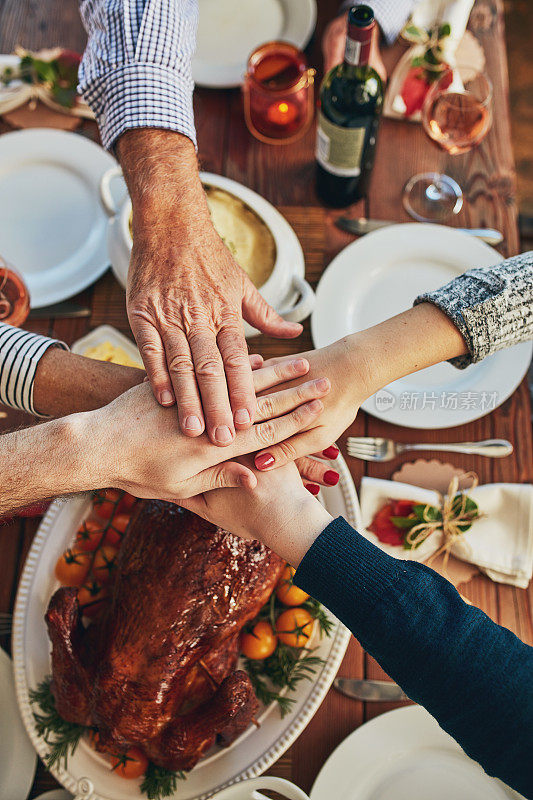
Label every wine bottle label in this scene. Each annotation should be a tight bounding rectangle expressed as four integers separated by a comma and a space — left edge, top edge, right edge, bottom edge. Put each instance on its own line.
344, 37, 361, 65
316, 112, 365, 177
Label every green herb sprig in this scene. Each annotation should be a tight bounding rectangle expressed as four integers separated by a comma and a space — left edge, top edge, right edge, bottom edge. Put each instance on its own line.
29, 678, 86, 770
140, 763, 186, 800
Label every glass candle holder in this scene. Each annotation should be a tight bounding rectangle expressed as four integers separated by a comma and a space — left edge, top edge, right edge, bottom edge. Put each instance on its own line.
0, 255, 30, 327
243, 41, 316, 145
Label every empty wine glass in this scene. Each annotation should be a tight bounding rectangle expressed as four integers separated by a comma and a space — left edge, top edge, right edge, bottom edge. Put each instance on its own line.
403, 63, 493, 222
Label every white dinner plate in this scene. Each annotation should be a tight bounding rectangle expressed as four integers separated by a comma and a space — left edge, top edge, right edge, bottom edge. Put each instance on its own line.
0, 129, 116, 307
192, 0, 317, 88
0, 646, 37, 800
310, 705, 524, 800
12, 453, 359, 800
311, 224, 533, 429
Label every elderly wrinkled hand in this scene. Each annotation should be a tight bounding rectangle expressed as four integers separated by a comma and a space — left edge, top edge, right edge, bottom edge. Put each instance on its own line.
118, 130, 303, 451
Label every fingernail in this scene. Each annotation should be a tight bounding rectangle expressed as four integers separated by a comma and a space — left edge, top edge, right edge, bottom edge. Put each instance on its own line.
315, 377, 330, 393
293, 358, 308, 373
324, 470, 340, 486
184, 415, 202, 433
307, 399, 323, 413
234, 408, 251, 425
255, 453, 275, 470
160, 390, 174, 405
214, 425, 234, 444
306, 483, 320, 495
323, 445, 339, 459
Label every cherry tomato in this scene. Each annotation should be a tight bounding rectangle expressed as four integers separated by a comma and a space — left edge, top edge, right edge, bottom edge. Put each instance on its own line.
78, 579, 108, 618
105, 513, 130, 546
93, 489, 122, 519
368, 503, 404, 546
55, 548, 92, 587
241, 621, 278, 660
110, 747, 148, 779
275, 565, 310, 607
93, 546, 118, 584
276, 608, 314, 648
118, 492, 137, 513
392, 499, 416, 517
75, 519, 106, 551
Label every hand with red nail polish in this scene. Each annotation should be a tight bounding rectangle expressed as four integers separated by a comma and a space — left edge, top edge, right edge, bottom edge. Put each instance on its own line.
86, 361, 328, 504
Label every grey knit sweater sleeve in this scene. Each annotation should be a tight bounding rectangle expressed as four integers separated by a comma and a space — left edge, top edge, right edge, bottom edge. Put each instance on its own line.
414, 251, 533, 369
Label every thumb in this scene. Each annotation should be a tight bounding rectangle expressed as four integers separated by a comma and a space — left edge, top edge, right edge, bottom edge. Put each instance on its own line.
243, 283, 302, 339
177, 461, 257, 499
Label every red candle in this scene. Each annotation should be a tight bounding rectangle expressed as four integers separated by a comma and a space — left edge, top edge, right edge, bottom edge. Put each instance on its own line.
266, 100, 299, 127
243, 42, 315, 144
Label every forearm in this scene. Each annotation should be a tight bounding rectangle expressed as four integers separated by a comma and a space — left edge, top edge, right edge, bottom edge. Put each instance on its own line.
347, 301, 468, 398
116, 129, 210, 239
32, 347, 145, 417
0, 413, 105, 516
294, 518, 533, 797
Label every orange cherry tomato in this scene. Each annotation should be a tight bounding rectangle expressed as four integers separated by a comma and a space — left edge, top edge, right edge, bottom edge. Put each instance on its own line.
276, 608, 314, 648
106, 513, 131, 546
55, 548, 92, 587
118, 492, 137, 513
93, 489, 122, 519
78, 579, 108, 618
75, 519, 106, 552
110, 747, 148, 779
241, 621, 278, 660
93, 546, 118, 584
275, 565, 310, 607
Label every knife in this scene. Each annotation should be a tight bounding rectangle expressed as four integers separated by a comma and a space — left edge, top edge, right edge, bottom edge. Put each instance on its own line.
334, 677, 408, 702
29, 301, 92, 319
336, 217, 504, 245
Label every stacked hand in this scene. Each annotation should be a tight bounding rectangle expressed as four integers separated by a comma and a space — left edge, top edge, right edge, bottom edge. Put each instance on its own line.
83, 358, 333, 501
118, 130, 302, 449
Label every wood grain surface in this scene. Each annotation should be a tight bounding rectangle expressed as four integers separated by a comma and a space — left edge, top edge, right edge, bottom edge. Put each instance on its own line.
0, 0, 531, 797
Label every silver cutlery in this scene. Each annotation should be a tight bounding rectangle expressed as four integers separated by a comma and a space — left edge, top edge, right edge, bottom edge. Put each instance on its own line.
346, 437, 513, 462
336, 216, 504, 245
29, 301, 92, 319
0, 612, 12, 636
334, 677, 408, 702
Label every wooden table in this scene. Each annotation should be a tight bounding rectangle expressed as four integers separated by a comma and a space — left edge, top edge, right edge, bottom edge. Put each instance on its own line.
0, 0, 531, 796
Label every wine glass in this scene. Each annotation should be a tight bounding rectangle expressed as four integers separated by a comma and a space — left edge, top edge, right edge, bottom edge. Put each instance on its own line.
403, 63, 493, 222
0, 255, 30, 327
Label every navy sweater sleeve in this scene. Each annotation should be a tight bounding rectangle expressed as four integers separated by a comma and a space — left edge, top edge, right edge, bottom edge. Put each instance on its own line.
294, 517, 533, 798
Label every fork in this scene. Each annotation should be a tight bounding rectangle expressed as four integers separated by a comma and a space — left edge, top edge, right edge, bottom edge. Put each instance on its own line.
346, 437, 513, 461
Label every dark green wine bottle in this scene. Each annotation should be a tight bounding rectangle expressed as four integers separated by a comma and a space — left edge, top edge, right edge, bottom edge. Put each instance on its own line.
316, 5, 384, 207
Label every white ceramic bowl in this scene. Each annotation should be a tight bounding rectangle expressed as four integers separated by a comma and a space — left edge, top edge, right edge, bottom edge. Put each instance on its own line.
100, 167, 315, 337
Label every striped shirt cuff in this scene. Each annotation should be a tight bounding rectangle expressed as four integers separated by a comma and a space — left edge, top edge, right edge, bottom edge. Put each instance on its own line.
81, 63, 197, 151
0, 325, 68, 417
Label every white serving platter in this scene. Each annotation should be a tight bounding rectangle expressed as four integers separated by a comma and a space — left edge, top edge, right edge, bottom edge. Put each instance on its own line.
311, 224, 532, 429
12, 456, 360, 800
193, 0, 317, 88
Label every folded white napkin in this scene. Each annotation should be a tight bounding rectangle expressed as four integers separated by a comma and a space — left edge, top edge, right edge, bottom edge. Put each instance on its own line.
359, 477, 533, 588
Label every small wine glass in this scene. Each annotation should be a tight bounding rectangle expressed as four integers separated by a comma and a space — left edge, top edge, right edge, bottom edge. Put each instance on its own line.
0, 255, 30, 327
403, 63, 493, 222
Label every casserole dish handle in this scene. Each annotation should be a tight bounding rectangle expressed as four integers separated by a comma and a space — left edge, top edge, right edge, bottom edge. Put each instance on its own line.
277, 275, 315, 323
